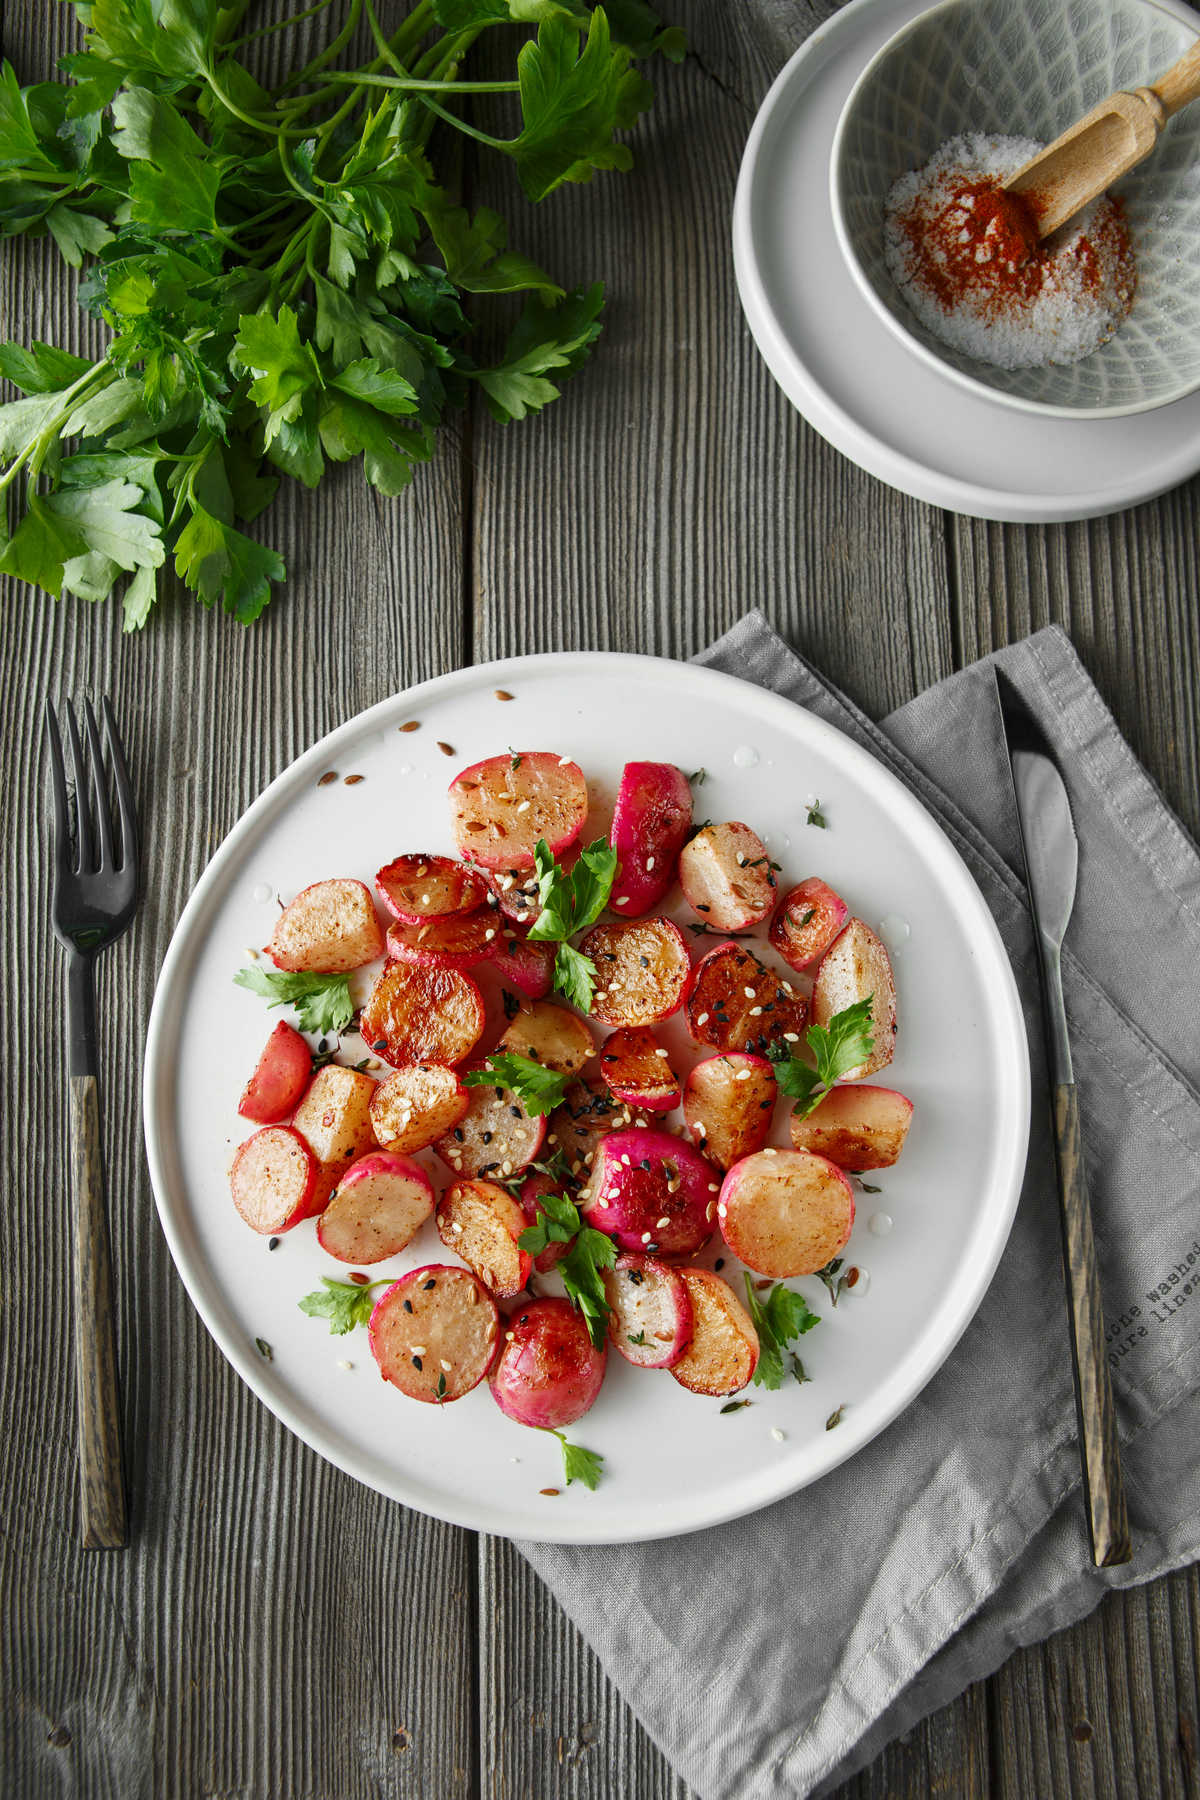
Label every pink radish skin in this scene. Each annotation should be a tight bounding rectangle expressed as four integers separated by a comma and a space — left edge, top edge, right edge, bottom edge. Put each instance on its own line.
769, 877, 849, 974
604, 1254, 693, 1368
317, 1151, 435, 1264
370, 1265, 499, 1403
237, 1020, 312, 1124
719, 1148, 855, 1278
269, 878, 384, 973
682, 1052, 777, 1170
375, 853, 489, 924
489, 1297, 607, 1429
608, 761, 693, 916
449, 753, 587, 871
582, 1126, 721, 1256
678, 823, 776, 931
599, 1025, 680, 1112
487, 931, 555, 998
385, 913, 496, 970
789, 1084, 914, 1169
518, 1170, 573, 1273
230, 1125, 319, 1234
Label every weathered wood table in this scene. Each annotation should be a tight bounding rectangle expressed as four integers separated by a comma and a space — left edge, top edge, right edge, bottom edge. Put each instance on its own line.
3, 1, 1198, 1794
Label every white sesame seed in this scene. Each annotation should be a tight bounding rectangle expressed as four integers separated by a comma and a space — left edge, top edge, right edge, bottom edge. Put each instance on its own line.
695, 1120, 707, 1136
717, 1203, 727, 1218
782, 982, 796, 996
744, 987, 756, 998
505, 1330, 514, 1341
735, 1068, 752, 1081
547, 1132, 558, 1145
770, 1426, 785, 1443
440, 1359, 452, 1372
614, 896, 629, 906
452, 1220, 464, 1234
634, 1118, 649, 1127
641, 1231, 652, 1244
697, 1011, 710, 1025
708, 1182, 720, 1192
485, 928, 496, 941
749, 1006, 763, 1017
594, 989, 607, 999
500, 1160, 513, 1175
559, 756, 572, 767
645, 856, 655, 871
621, 1155, 631, 1166
735, 853, 746, 867
782, 1032, 800, 1043
337, 1360, 354, 1371
516, 800, 531, 813
420, 893, 431, 905
763, 1147, 778, 1157
654, 1047, 670, 1058
656, 1216, 670, 1229
500, 874, 515, 890
245, 946, 260, 961
411, 1345, 427, 1356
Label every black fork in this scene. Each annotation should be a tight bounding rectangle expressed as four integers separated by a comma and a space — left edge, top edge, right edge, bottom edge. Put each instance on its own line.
44, 698, 139, 1550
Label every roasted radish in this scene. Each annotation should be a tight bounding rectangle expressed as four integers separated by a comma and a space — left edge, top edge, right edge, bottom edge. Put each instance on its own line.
269, 877, 384, 973
450, 752, 587, 870
718, 1148, 854, 1277
580, 916, 692, 1028
317, 1151, 435, 1263
682, 1053, 777, 1169
678, 823, 776, 931
369, 1062, 469, 1154
498, 999, 595, 1077
489, 1297, 607, 1429
487, 931, 555, 998
669, 1269, 759, 1396
685, 942, 807, 1055
291, 1064, 376, 1208
434, 1075, 545, 1180
546, 1079, 629, 1178
599, 1026, 679, 1112
604, 1253, 692, 1368
811, 919, 897, 1079
385, 912, 495, 969
769, 877, 848, 974
582, 1127, 721, 1256
375, 853, 489, 924
608, 761, 692, 916
237, 1020, 312, 1124
483, 864, 544, 926
230, 1125, 319, 1233
436, 1179, 533, 1298
789, 1084, 913, 1169
369, 1265, 499, 1403
360, 960, 485, 1067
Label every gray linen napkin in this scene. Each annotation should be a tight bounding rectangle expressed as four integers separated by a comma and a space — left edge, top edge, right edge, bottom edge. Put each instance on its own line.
519, 612, 1200, 1800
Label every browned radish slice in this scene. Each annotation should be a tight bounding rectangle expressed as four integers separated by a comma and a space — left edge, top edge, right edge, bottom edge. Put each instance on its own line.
811, 919, 897, 1079
678, 823, 776, 931
599, 1026, 679, 1112
669, 1269, 759, 1396
385, 912, 497, 970
718, 1148, 854, 1277
269, 878, 384, 973
580, 917, 692, 1028
498, 999, 595, 1076
489, 1297, 607, 1428
518, 1169, 574, 1273
238, 1020, 312, 1124
685, 942, 808, 1055
370, 1265, 499, 1403
608, 762, 692, 916
487, 931, 555, 998
546, 1079, 628, 1179
436, 1178, 533, 1298
449, 752, 587, 870
682, 1053, 777, 1169
789, 1084, 913, 1169
360, 961, 485, 1067
230, 1125, 319, 1233
582, 1126, 720, 1256
434, 1076, 545, 1181
604, 1253, 692, 1368
291, 1064, 376, 1209
369, 1062, 469, 1153
375, 853, 489, 924
317, 1151, 434, 1263
482, 864, 545, 926
769, 877, 848, 974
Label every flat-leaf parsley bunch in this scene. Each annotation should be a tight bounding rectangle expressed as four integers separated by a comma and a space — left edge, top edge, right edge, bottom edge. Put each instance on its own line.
0, 0, 682, 627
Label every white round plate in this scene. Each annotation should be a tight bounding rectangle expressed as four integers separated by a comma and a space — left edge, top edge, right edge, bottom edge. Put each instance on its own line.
733, 0, 1200, 522
144, 653, 1029, 1544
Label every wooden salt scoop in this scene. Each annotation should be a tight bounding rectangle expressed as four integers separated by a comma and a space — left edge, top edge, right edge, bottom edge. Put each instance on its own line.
1004, 36, 1200, 238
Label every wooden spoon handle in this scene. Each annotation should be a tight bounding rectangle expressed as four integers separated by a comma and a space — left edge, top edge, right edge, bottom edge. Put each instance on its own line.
1052, 1083, 1131, 1569
1146, 35, 1200, 120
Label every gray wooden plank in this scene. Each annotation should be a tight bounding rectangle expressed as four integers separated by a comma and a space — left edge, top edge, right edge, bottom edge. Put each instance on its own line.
0, 8, 475, 1799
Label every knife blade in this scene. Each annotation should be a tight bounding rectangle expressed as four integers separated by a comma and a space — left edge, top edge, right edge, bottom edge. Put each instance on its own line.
995, 667, 1132, 1568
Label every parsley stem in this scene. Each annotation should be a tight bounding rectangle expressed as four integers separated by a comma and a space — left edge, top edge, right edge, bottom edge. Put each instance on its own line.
324, 71, 521, 93
223, 0, 339, 53
274, 0, 367, 96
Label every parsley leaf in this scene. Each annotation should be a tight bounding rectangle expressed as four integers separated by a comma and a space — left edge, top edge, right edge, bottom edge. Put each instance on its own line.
768, 998, 876, 1119
518, 1192, 616, 1346
234, 964, 354, 1035
550, 940, 599, 1012
476, 283, 604, 423
510, 12, 653, 202
743, 1275, 821, 1390
526, 835, 617, 1010
298, 1276, 386, 1335
518, 1190, 579, 1253
463, 1050, 568, 1118
540, 1425, 604, 1490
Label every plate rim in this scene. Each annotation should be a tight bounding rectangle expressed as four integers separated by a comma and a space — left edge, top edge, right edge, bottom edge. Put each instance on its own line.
731, 0, 1200, 522
143, 649, 1031, 1543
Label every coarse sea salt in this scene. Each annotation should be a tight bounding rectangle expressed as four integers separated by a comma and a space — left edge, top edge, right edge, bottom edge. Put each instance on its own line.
883, 133, 1136, 371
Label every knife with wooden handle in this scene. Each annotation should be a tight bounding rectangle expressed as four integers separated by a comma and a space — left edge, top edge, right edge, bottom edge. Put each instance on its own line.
994, 668, 1132, 1569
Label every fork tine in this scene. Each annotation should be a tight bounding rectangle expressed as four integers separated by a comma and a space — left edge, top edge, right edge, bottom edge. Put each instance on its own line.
83, 699, 115, 871
44, 700, 72, 872
63, 702, 93, 875
101, 697, 137, 874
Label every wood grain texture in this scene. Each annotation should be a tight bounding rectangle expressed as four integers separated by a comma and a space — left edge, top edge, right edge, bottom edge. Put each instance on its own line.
69, 1070, 128, 1551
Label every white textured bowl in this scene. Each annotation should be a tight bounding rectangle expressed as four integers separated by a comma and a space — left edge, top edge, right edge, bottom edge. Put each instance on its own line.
831, 0, 1200, 417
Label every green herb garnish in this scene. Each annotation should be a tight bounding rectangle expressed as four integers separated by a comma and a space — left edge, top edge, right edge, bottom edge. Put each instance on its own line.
298, 1274, 388, 1335
806, 801, 827, 828
526, 836, 618, 1010
235, 964, 354, 1034
743, 1275, 820, 1390
719, 1399, 751, 1414
540, 1427, 604, 1490
463, 1049, 568, 1118
518, 1191, 616, 1347
767, 997, 875, 1118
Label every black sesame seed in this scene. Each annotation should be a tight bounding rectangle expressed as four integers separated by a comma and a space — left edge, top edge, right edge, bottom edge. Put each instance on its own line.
403, 1299, 414, 1313
373, 1039, 387, 1053
482, 1131, 493, 1144
453, 1128, 465, 1141
423, 1278, 437, 1290
715, 1257, 725, 1270
412, 1356, 423, 1371
267, 1237, 280, 1251
510, 1105, 522, 1118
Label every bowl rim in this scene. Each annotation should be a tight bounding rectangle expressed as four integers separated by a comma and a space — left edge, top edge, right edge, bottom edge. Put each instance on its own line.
829, 0, 1200, 421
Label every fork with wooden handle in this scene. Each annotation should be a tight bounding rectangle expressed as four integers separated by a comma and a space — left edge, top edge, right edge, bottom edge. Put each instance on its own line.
45, 698, 139, 1550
